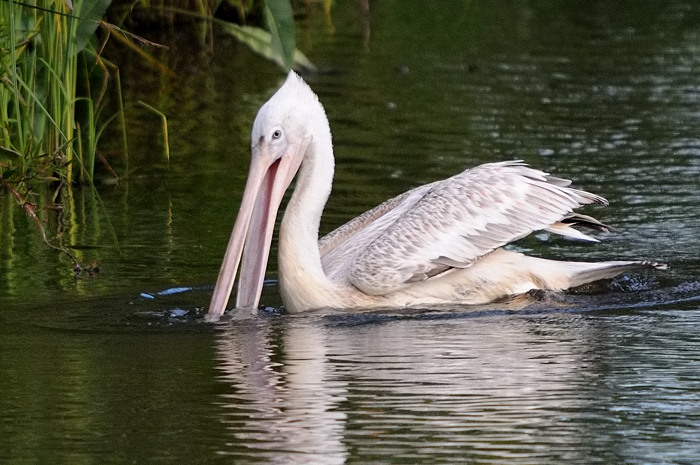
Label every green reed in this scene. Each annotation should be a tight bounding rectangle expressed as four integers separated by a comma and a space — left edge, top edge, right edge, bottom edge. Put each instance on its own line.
1, 1, 119, 186
0, 0, 120, 256
1, 0, 312, 256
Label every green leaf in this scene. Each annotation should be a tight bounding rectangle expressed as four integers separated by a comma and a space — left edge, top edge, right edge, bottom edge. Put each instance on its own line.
0, 146, 22, 160
73, 0, 112, 53
263, 0, 295, 71
219, 22, 315, 72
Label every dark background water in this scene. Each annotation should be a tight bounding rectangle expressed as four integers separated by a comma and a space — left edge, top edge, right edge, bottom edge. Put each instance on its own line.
1, 1, 699, 463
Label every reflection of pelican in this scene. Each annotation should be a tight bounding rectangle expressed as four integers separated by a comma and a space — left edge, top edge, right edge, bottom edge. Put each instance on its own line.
207, 72, 664, 321
212, 311, 637, 461
215, 321, 347, 464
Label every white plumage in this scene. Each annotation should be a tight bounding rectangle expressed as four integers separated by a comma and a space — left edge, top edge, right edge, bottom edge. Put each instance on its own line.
207, 72, 664, 321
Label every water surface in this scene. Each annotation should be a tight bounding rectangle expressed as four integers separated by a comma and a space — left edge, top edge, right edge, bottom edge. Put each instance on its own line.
1, 1, 699, 463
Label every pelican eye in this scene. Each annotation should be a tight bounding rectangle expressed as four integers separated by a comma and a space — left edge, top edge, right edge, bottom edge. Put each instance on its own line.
272, 129, 282, 140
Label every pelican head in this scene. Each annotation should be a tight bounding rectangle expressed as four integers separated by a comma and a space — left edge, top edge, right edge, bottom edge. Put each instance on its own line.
207, 72, 330, 321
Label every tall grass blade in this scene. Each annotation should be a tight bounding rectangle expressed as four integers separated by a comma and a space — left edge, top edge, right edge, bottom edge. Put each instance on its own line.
138, 101, 170, 164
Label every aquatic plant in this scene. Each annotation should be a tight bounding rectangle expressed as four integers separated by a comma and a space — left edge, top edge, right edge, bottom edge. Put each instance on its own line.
0, 0, 120, 255
218, 0, 315, 71
108, 0, 314, 71
1, 0, 313, 256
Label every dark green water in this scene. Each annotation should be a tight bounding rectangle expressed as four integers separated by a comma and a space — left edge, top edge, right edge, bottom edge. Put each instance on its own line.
2, 1, 699, 463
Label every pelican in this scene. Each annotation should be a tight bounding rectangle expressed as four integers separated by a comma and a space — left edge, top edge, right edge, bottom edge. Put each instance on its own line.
206, 72, 664, 321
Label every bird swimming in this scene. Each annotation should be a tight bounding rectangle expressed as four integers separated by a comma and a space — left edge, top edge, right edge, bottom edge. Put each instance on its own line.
206, 71, 664, 321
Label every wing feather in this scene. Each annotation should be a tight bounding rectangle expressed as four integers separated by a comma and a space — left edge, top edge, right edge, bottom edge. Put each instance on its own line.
346, 161, 608, 295
319, 183, 435, 279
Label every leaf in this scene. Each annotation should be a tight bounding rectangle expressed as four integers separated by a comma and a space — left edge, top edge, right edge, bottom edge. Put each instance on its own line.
263, 0, 295, 71
73, 0, 112, 53
0, 146, 22, 160
219, 22, 315, 71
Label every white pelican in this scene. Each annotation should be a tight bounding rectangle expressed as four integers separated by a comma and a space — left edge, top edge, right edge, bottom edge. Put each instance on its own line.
206, 72, 664, 321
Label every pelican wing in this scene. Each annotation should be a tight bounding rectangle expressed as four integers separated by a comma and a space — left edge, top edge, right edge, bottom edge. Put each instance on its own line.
340, 161, 608, 295
319, 182, 433, 270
